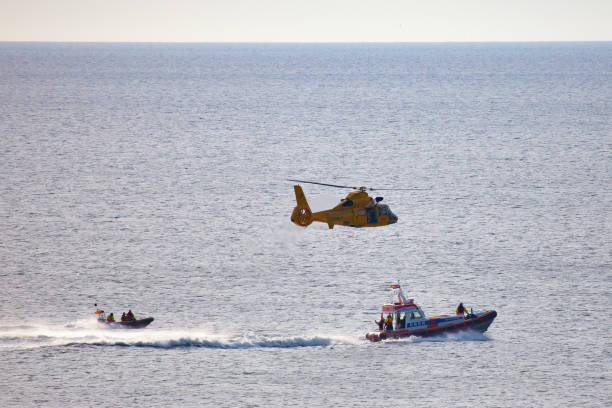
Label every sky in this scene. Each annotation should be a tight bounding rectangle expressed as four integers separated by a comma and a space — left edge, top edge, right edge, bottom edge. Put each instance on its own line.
0, 0, 611, 42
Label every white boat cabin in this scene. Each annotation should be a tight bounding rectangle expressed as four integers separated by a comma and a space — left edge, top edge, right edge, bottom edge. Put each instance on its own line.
381, 285, 428, 330
382, 301, 428, 330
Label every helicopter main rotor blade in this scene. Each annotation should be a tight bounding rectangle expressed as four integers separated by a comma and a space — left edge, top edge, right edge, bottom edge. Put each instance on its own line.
369, 187, 430, 191
288, 179, 430, 191
287, 179, 359, 190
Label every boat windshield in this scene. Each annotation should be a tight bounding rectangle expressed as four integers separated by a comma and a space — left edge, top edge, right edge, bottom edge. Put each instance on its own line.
409, 310, 423, 320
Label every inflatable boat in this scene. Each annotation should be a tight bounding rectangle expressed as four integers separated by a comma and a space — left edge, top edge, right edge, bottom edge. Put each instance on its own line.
99, 317, 154, 329
95, 307, 154, 329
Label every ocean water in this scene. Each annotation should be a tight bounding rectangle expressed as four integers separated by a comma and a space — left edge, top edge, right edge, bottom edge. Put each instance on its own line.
0, 42, 611, 407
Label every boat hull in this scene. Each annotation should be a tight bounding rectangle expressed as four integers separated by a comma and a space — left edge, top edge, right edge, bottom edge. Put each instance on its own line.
366, 310, 496, 342
99, 317, 154, 329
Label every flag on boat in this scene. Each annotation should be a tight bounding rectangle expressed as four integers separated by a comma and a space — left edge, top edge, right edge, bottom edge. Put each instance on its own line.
389, 283, 400, 289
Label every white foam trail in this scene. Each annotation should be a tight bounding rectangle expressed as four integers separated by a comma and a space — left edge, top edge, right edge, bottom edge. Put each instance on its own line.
0, 322, 353, 350
115, 333, 336, 349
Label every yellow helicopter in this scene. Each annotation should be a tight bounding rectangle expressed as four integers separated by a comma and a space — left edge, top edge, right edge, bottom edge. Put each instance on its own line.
289, 179, 413, 229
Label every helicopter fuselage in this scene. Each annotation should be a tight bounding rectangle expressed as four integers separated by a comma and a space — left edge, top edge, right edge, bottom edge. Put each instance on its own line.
291, 186, 398, 229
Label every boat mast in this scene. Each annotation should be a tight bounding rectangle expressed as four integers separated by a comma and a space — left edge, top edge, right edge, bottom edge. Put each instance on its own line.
390, 282, 411, 305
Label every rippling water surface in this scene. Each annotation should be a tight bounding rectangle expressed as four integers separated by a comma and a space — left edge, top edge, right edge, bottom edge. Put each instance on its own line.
1, 42, 611, 407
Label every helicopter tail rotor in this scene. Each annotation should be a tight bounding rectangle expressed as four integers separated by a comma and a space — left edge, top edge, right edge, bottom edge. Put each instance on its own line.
291, 185, 313, 227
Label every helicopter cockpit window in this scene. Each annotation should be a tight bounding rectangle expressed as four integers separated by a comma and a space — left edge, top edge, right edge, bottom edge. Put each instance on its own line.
378, 206, 388, 216
341, 199, 353, 207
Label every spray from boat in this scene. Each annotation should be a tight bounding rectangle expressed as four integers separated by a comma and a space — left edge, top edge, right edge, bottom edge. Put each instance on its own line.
0, 322, 354, 350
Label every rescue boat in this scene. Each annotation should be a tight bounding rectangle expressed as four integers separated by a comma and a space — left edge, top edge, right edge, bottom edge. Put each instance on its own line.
365, 283, 496, 342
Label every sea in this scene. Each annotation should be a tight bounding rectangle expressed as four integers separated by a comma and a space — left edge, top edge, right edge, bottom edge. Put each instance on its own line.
0, 42, 610, 407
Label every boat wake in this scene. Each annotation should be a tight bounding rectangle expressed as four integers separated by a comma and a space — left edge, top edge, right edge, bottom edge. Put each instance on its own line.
0, 322, 351, 350
107, 333, 338, 349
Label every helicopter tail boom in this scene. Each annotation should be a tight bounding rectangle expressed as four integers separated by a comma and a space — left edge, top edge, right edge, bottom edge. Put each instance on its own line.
291, 185, 314, 227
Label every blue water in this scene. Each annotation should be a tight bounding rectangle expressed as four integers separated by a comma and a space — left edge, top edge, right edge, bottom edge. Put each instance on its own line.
1, 42, 611, 407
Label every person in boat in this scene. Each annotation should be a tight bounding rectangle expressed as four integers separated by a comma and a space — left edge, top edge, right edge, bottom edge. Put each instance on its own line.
385, 314, 393, 331
95, 304, 106, 321
456, 303, 466, 315
126, 310, 135, 321
395, 313, 403, 329
107, 313, 115, 322
375, 314, 385, 330
121, 312, 126, 322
